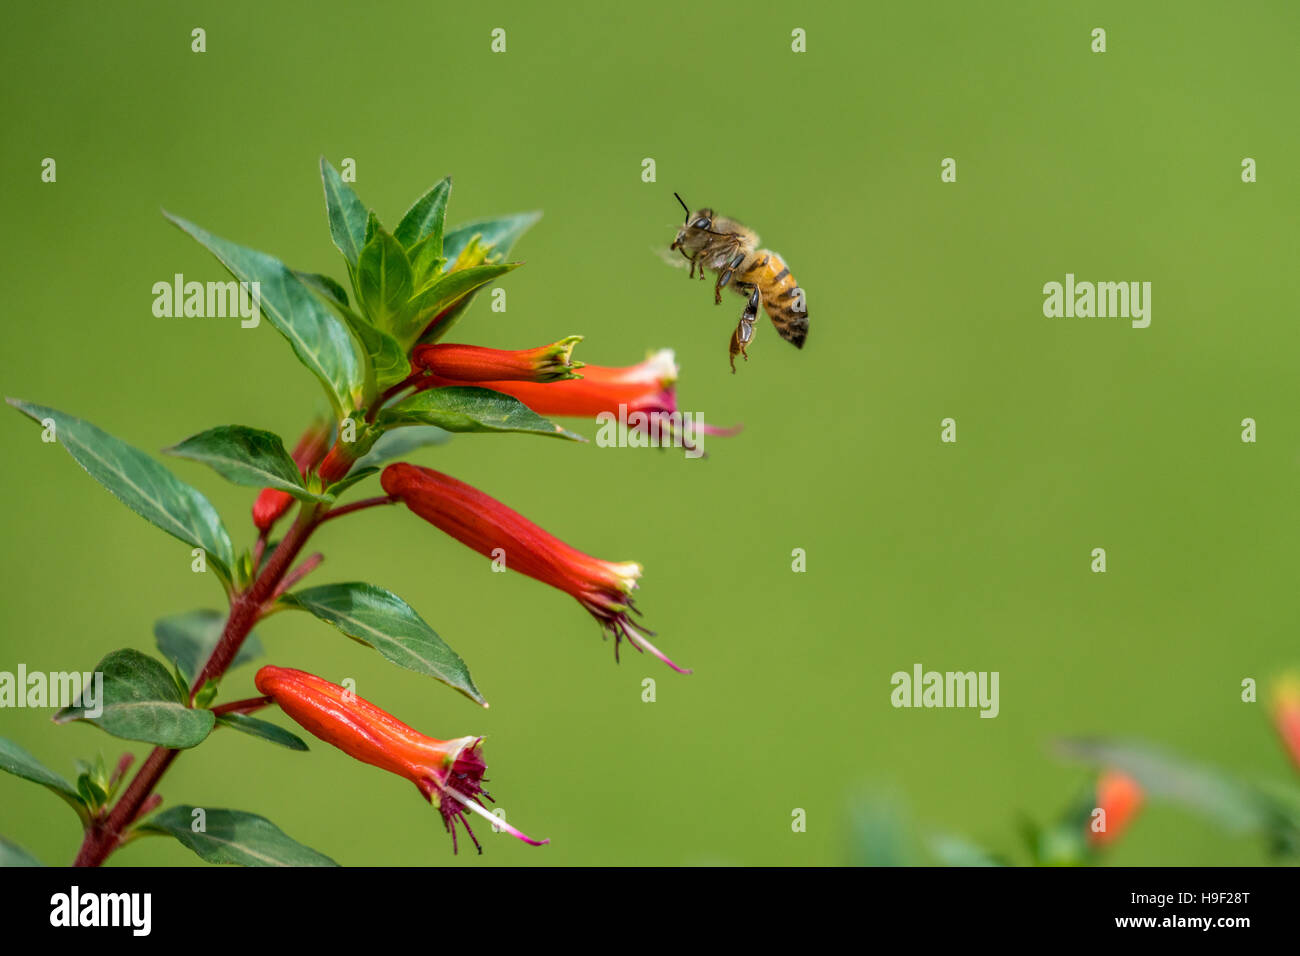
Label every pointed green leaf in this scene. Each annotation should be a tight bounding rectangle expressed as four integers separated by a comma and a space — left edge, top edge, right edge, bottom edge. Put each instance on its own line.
357, 228, 414, 337
293, 270, 351, 309
164, 425, 330, 502
348, 304, 411, 391
154, 609, 263, 685
395, 176, 451, 251
280, 583, 485, 706
164, 213, 366, 416
54, 650, 215, 749
377, 386, 584, 441
320, 158, 368, 268
75, 758, 110, 812
355, 426, 452, 468
408, 234, 447, 290
0, 737, 88, 824
406, 262, 517, 345
7, 400, 235, 581
138, 806, 338, 866
324, 465, 381, 499
442, 210, 541, 265
216, 713, 308, 751
0, 836, 43, 867
295, 263, 384, 398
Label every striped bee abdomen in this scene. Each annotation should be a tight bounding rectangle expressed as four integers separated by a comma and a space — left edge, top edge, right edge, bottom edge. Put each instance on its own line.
744, 252, 809, 349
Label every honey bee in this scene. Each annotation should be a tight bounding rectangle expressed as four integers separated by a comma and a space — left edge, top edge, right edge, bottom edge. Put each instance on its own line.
668, 193, 808, 372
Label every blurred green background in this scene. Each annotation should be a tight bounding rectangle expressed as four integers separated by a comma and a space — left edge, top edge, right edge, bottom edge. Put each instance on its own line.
3, 1, 1299, 866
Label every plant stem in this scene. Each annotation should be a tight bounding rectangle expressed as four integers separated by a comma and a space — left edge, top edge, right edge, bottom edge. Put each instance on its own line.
211, 695, 274, 717
316, 495, 398, 524
72, 746, 178, 866
71, 504, 324, 866
191, 507, 319, 696
365, 371, 425, 423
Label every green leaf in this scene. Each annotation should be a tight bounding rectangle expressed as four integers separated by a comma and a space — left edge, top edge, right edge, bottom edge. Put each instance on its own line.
395, 176, 451, 251
280, 583, 485, 706
416, 211, 540, 343
138, 805, 338, 866
926, 834, 1008, 867
154, 609, 264, 684
164, 425, 330, 502
0, 737, 88, 824
356, 228, 415, 338
164, 212, 366, 417
54, 650, 215, 749
194, 680, 220, 709
377, 386, 583, 441
0, 836, 43, 867
293, 270, 351, 309
320, 158, 368, 268
406, 262, 517, 345
848, 790, 926, 867
74, 755, 111, 811
324, 465, 381, 499
407, 234, 447, 290
354, 426, 452, 468
295, 262, 392, 399
216, 713, 308, 751
442, 210, 541, 265
349, 308, 411, 392
7, 400, 235, 582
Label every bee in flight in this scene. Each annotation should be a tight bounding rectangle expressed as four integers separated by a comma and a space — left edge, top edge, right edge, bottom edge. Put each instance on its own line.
668, 193, 808, 372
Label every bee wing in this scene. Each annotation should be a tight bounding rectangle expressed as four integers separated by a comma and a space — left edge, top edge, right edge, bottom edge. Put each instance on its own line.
654, 245, 692, 270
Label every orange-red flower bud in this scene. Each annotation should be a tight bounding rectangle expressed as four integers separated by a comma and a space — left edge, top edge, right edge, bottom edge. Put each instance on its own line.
1088, 770, 1143, 847
380, 463, 690, 673
411, 337, 583, 384
317, 440, 359, 484
254, 665, 545, 853
252, 420, 331, 531
1270, 675, 1300, 771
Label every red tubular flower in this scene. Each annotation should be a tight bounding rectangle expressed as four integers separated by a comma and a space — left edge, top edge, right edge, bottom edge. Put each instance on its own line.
380, 463, 690, 673
467, 349, 738, 451
411, 337, 583, 384
1088, 770, 1143, 847
473, 348, 679, 419
252, 420, 331, 530
1270, 676, 1300, 771
254, 665, 545, 853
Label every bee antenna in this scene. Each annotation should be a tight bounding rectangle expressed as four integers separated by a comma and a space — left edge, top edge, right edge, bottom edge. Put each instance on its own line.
673, 192, 690, 222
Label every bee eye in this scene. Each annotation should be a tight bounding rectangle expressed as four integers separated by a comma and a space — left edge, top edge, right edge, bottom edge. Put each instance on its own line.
692, 218, 711, 230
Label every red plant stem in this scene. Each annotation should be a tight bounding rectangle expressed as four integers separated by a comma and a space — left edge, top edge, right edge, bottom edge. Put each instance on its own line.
316, 495, 398, 524
109, 752, 135, 788
72, 746, 179, 866
272, 553, 323, 599
191, 508, 319, 695
365, 371, 425, 424
71, 504, 325, 867
211, 695, 274, 717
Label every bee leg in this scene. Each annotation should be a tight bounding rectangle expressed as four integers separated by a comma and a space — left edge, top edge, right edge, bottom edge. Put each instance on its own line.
728, 286, 761, 373
714, 252, 746, 305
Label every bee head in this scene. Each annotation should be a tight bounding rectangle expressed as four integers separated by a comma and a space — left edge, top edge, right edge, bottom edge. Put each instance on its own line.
670, 192, 715, 253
